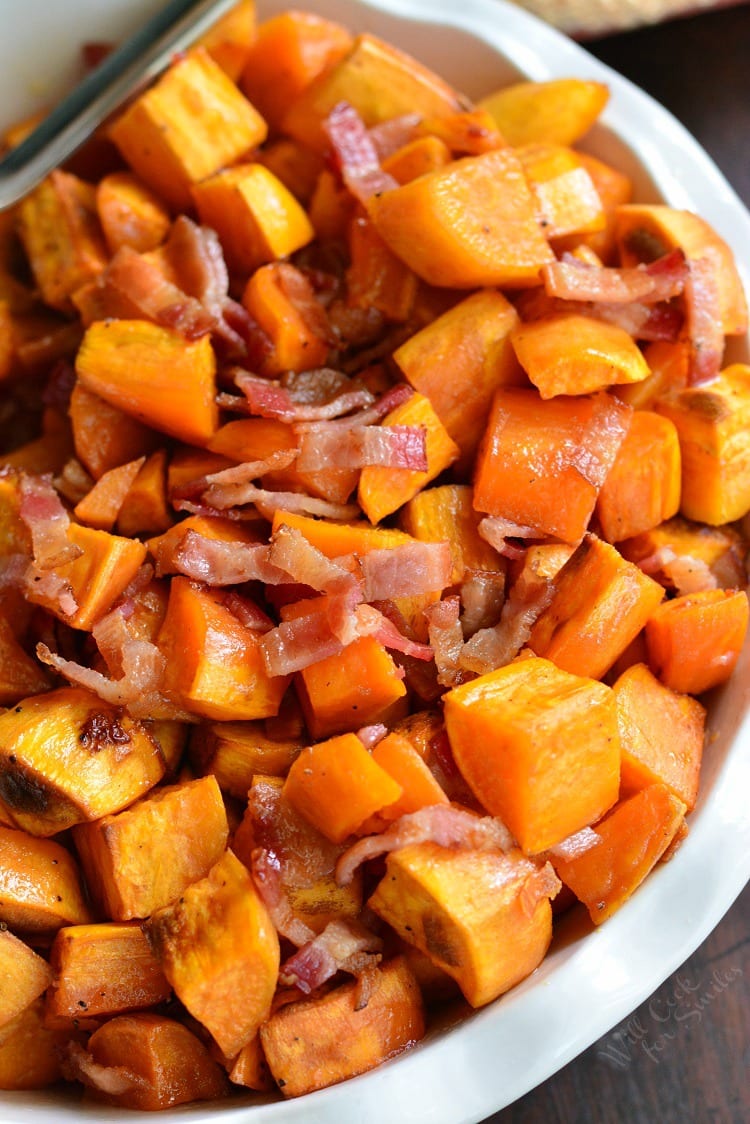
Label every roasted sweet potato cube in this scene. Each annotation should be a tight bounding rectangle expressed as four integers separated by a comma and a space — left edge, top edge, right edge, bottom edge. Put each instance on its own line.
148, 513, 264, 576
16, 170, 108, 311
655, 363, 750, 525
0, 929, 53, 1027
228, 1032, 274, 1091
157, 577, 289, 721
480, 78, 609, 147
45, 922, 171, 1022
295, 635, 408, 740
144, 848, 279, 1057
369, 843, 559, 1006
0, 614, 50, 705
444, 656, 621, 854
72, 775, 228, 919
260, 956, 425, 1097
189, 720, 302, 796
400, 484, 503, 584
73, 456, 145, 531
0, 688, 165, 836
510, 314, 650, 399
368, 148, 554, 289
283, 732, 403, 843
272, 508, 413, 557
0, 998, 64, 1090
595, 410, 681, 542
517, 144, 605, 241
645, 588, 749, 695
0, 825, 92, 932
198, 0, 257, 81
550, 784, 686, 923
75, 1013, 229, 1109
613, 663, 705, 810
96, 171, 171, 255
116, 448, 173, 538
69, 382, 160, 481
528, 533, 665, 680
282, 32, 464, 153
358, 392, 459, 524
75, 319, 218, 447
473, 387, 631, 544
381, 134, 453, 183
241, 261, 330, 376
109, 47, 268, 211
392, 289, 524, 471
193, 163, 314, 274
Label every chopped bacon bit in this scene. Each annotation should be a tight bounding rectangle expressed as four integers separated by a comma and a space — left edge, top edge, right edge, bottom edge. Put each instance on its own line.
279, 917, 383, 994
357, 724, 388, 749
268, 525, 358, 594
459, 570, 555, 675
324, 101, 400, 205
367, 113, 423, 159
354, 603, 432, 662
335, 805, 515, 887
541, 249, 688, 305
171, 531, 287, 587
425, 596, 465, 687
25, 568, 79, 619
233, 370, 298, 421
549, 826, 601, 861
479, 516, 537, 560
260, 601, 346, 677
636, 546, 719, 595
519, 862, 562, 919
221, 590, 276, 632
250, 847, 316, 947
684, 256, 724, 383
460, 569, 506, 637
18, 473, 81, 569
295, 422, 428, 472
359, 541, 453, 601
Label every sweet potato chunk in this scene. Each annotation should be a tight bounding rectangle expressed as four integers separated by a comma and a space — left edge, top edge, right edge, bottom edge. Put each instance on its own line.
45, 923, 171, 1022
444, 656, 620, 854
72, 775, 228, 919
613, 663, 705, 810
0, 998, 64, 1090
0, 687, 165, 836
109, 47, 268, 211
645, 588, 749, 694
369, 843, 559, 1006
189, 720, 302, 796
368, 148, 554, 288
550, 784, 686, 923
480, 78, 609, 147
145, 848, 279, 1057
595, 410, 682, 542
0, 825, 92, 932
260, 956, 425, 1097
0, 929, 53, 1027
75, 1013, 229, 1109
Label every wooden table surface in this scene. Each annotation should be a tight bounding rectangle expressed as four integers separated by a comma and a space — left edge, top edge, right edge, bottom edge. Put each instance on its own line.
486, 6, 750, 1122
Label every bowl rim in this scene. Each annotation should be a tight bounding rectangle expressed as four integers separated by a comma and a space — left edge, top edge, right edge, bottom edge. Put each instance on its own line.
1, 1, 749, 1121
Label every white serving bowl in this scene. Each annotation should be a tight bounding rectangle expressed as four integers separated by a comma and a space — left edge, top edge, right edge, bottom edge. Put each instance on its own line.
1, 1, 749, 1122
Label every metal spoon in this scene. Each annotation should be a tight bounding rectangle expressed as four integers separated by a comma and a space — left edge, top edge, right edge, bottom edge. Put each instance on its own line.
0, 0, 241, 210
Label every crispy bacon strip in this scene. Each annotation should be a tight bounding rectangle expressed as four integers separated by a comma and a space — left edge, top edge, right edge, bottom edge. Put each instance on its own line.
18, 473, 81, 569
295, 422, 428, 472
360, 541, 453, 601
250, 847, 317, 947
541, 249, 688, 304
233, 368, 374, 422
171, 531, 288, 586
62, 1041, 142, 1096
425, 596, 466, 687
324, 101, 399, 204
335, 805, 515, 886
279, 918, 383, 994
684, 256, 724, 384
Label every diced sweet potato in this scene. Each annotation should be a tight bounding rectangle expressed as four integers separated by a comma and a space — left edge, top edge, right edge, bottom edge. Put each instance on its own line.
595, 410, 682, 542
189, 720, 302, 797
145, 848, 279, 1057
109, 47, 268, 212
613, 663, 705, 810
0, 614, 50, 705
444, 656, 621, 853
368, 148, 554, 289
69, 381, 160, 481
77, 1013, 229, 1109
645, 588, 749, 694
260, 956, 425, 1097
0, 929, 53, 1027
619, 515, 747, 592
0, 824, 93, 932
72, 775, 228, 919
45, 922, 171, 1022
369, 842, 559, 1006
550, 784, 686, 923
0, 687, 165, 836
283, 732, 403, 843
75, 319, 218, 447
0, 998, 64, 1090
480, 78, 609, 147
517, 144, 605, 242
95, 171, 171, 255
400, 483, 503, 584
528, 533, 665, 680
655, 363, 750, 525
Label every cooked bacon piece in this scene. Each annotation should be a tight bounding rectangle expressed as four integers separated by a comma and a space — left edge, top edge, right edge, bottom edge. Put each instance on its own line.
279, 918, 383, 994
171, 531, 287, 586
541, 249, 688, 304
295, 421, 428, 472
251, 848, 317, 948
335, 805, 515, 887
367, 113, 422, 159
637, 546, 719, 595
356, 724, 388, 749
269, 525, 359, 594
459, 569, 506, 637
479, 516, 537, 561
425, 596, 465, 687
324, 101, 399, 205
260, 598, 348, 677
515, 288, 683, 342
354, 603, 433, 661
222, 590, 276, 632
359, 541, 453, 601
25, 569, 79, 619
459, 568, 555, 675
684, 256, 724, 384
18, 473, 81, 569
